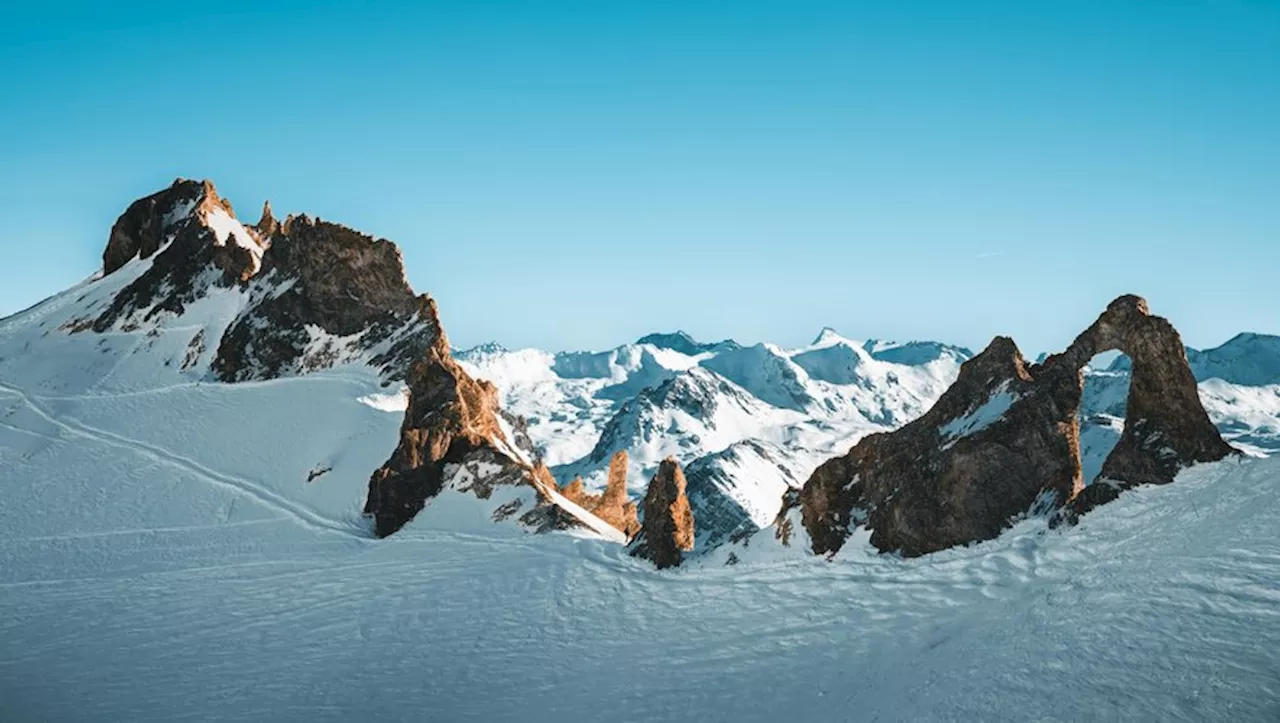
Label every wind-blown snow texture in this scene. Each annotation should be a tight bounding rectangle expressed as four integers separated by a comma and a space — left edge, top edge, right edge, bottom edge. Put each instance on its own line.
3, 253, 1280, 721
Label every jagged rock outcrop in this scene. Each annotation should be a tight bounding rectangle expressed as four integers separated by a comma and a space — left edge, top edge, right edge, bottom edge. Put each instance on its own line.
212, 213, 435, 382
363, 304, 623, 539
593, 452, 642, 538
788, 295, 1235, 558
102, 179, 224, 276
85, 180, 436, 382
630, 458, 695, 568
255, 201, 279, 238
94, 179, 265, 330
557, 476, 591, 506
554, 452, 641, 539
363, 302, 511, 536
797, 335, 1083, 557
80, 180, 636, 541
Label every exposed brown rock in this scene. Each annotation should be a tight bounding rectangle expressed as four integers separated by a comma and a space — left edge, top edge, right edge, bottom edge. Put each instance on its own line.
1055, 295, 1236, 513
90, 180, 433, 382
363, 300, 508, 536
211, 214, 435, 382
790, 295, 1235, 558
630, 457, 695, 568
552, 453, 641, 539
102, 179, 213, 275
362, 302, 627, 538
95, 179, 262, 331
798, 336, 1083, 557
557, 476, 593, 507
255, 201, 279, 239
591, 452, 641, 539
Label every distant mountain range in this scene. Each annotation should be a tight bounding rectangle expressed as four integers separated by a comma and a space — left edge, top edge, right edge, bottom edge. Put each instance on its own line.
459, 326, 1280, 549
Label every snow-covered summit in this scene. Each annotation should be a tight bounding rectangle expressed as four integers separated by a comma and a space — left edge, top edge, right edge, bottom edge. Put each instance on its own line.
635, 330, 739, 355
0, 179, 635, 545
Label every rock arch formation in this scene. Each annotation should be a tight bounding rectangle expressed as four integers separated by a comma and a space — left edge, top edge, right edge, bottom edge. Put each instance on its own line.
789, 295, 1236, 558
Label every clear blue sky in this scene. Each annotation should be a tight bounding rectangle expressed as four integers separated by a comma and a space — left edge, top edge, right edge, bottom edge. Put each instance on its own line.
1, 1, 1277, 355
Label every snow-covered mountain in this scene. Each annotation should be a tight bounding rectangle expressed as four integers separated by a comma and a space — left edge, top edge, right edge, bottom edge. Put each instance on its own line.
458, 328, 975, 545
4, 180, 1280, 721
0, 179, 624, 549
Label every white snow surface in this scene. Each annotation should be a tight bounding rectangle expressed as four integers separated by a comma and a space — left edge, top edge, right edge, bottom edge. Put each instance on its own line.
204, 206, 265, 274
940, 380, 1019, 443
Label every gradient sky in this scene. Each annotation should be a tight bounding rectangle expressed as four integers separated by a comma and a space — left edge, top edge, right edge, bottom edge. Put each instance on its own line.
1, 1, 1277, 355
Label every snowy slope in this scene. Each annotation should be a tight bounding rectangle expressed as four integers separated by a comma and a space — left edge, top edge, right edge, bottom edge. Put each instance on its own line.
2, 407, 1277, 723
4, 216, 1280, 720
683, 439, 807, 552
0, 268, 406, 542
4, 274, 1280, 721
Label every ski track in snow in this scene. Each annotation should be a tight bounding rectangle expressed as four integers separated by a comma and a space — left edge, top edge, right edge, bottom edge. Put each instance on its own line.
0, 379, 366, 539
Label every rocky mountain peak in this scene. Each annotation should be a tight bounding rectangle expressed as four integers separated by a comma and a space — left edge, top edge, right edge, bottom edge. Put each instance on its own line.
92, 179, 265, 332
812, 327, 845, 346
74, 180, 448, 383
101, 178, 228, 276
630, 457, 695, 568
255, 200, 279, 238
212, 206, 434, 382
637, 331, 739, 355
